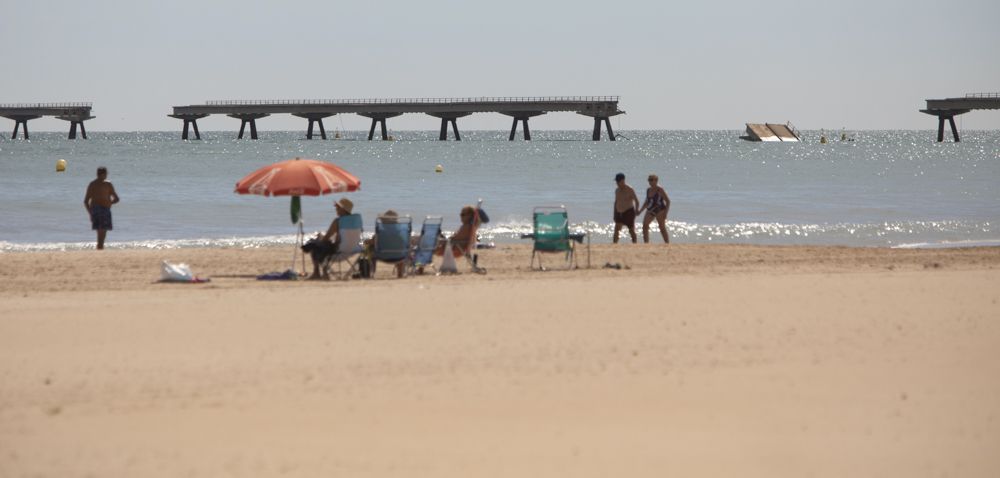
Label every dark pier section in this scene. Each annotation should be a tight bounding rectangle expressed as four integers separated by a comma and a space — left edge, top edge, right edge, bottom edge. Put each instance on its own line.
169, 97, 624, 141
921, 93, 1000, 142
1, 103, 94, 140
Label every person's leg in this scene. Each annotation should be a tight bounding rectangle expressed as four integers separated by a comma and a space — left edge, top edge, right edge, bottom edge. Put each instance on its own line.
628, 222, 637, 243
657, 211, 669, 243
642, 213, 654, 243
613, 222, 622, 243
96, 229, 106, 250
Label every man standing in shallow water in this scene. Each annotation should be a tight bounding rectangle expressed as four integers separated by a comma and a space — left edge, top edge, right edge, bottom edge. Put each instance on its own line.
613, 172, 639, 243
84, 167, 120, 250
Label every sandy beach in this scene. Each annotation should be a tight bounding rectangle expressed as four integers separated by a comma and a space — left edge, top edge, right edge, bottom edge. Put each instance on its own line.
2, 243, 999, 477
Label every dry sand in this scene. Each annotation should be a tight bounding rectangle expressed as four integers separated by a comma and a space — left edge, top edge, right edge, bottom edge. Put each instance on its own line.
1, 244, 999, 477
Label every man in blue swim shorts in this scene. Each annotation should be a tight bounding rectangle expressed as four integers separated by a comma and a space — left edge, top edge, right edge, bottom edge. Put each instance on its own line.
84, 166, 120, 250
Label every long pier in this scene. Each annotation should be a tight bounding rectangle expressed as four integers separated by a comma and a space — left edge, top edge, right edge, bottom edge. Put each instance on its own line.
920, 93, 1000, 142
169, 96, 624, 141
0, 103, 94, 140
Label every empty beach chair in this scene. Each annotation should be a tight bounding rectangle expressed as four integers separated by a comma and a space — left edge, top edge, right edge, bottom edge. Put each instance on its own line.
523, 206, 578, 270
372, 214, 413, 278
411, 216, 443, 275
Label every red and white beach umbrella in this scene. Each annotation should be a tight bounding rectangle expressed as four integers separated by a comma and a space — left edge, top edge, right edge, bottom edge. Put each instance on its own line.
234, 157, 361, 275
235, 157, 360, 197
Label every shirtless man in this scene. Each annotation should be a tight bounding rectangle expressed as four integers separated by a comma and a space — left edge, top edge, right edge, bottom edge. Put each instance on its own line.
612, 172, 639, 243
636, 174, 671, 243
84, 167, 120, 250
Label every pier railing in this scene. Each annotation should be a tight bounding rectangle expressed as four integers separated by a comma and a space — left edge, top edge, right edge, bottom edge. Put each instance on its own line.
0, 102, 92, 108
206, 96, 620, 106
964, 93, 1000, 99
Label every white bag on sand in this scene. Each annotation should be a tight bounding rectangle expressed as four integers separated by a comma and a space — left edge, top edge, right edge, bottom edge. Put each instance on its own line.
160, 261, 195, 282
438, 240, 458, 274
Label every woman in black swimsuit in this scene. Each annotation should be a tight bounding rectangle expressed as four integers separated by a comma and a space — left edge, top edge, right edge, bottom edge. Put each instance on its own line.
636, 174, 671, 243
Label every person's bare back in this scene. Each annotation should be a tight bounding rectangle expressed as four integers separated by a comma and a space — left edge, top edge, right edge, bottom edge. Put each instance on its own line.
85, 179, 117, 208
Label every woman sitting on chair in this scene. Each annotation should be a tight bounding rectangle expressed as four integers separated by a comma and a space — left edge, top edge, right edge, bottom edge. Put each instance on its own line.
307, 197, 354, 279
436, 206, 478, 257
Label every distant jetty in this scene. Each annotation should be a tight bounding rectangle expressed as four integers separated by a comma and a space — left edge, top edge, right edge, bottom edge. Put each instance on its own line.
740, 122, 801, 142
0, 103, 94, 140
920, 93, 1000, 142
169, 97, 625, 141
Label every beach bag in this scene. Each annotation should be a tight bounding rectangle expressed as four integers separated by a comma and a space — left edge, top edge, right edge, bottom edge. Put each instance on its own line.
356, 257, 373, 279
438, 239, 459, 274
161, 261, 194, 282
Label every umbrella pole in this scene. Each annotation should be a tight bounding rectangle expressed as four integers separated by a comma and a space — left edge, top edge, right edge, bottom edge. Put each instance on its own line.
299, 220, 306, 275
292, 220, 305, 275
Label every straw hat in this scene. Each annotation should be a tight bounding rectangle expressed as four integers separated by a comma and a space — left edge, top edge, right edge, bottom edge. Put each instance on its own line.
335, 197, 354, 214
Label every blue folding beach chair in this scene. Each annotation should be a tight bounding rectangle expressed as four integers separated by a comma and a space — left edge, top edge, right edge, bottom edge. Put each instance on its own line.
523, 206, 578, 270
321, 213, 365, 279
372, 214, 413, 278
410, 216, 443, 275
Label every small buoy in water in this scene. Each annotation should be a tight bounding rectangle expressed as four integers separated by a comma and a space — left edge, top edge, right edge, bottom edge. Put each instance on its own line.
435, 164, 443, 173
820, 135, 828, 144
56, 159, 67, 172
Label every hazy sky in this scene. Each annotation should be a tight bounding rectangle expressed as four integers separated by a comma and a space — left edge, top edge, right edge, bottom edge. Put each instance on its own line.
2, 0, 998, 132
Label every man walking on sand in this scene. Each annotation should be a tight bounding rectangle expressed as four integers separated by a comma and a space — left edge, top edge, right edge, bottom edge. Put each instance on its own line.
84, 166, 120, 250
613, 172, 639, 243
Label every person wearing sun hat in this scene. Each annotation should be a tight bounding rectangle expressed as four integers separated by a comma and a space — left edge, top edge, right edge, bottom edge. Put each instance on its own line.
307, 197, 355, 279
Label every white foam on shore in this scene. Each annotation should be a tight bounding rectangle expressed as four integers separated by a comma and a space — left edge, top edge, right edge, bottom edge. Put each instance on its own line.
3, 221, 998, 252
892, 239, 1000, 249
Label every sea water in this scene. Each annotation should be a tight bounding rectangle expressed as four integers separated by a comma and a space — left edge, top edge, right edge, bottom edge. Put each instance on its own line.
1, 130, 998, 251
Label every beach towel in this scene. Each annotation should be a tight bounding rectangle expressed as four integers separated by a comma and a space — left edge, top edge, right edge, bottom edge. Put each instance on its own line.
256, 269, 299, 281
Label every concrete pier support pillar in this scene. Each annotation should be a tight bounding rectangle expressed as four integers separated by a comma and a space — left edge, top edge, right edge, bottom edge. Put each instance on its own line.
293, 113, 334, 140
13, 120, 27, 140
6, 115, 40, 140
359, 113, 402, 141
508, 118, 533, 140
170, 114, 208, 140
503, 112, 543, 141
228, 113, 270, 140
57, 116, 94, 140
591, 116, 618, 141
921, 108, 968, 143
428, 112, 470, 140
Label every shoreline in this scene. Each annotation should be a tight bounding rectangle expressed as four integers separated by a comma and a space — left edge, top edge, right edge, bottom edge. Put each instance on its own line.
2, 243, 999, 295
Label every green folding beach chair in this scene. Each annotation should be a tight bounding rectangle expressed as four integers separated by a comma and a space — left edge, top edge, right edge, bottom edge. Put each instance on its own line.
525, 206, 577, 270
